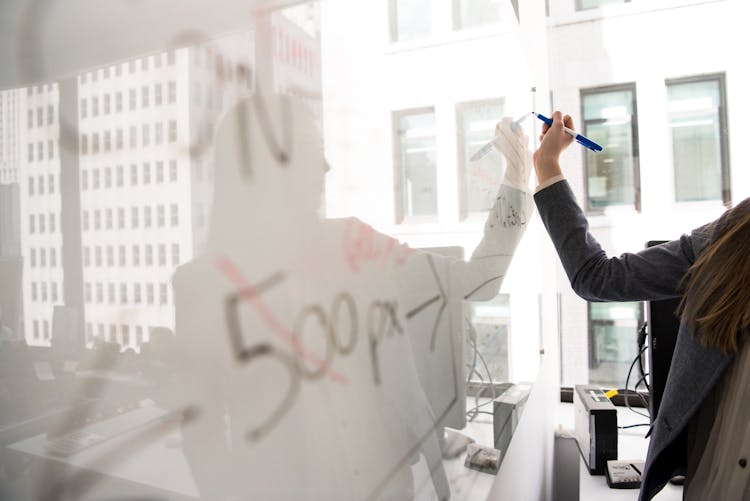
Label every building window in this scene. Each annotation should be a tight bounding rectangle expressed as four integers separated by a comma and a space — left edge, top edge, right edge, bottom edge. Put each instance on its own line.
158, 244, 166, 266
581, 84, 640, 211
457, 98, 505, 217
168, 121, 177, 143
576, 0, 629, 10
145, 245, 153, 266
157, 205, 165, 227
667, 74, 730, 204
172, 244, 180, 266
169, 160, 178, 182
129, 89, 137, 110
144, 206, 152, 227
147, 284, 155, 304
168, 81, 177, 104
453, 0, 503, 30
92, 96, 99, 117
155, 84, 163, 106
141, 86, 150, 108
131, 207, 139, 228
390, 0, 435, 42
80, 98, 88, 118
170, 204, 179, 226
393, 108, 438, 221
130, 163, 138, 185
116, 92, 123, 113
588, 302, 643, 387
143, 162, 151, 184
156, 161, 164, 183
120, 283, 128, 304
132, 245, 140, 266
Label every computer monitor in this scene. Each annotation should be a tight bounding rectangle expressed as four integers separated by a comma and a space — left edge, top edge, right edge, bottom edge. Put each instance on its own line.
645, 241, 681, 422
403, 246, 467, 432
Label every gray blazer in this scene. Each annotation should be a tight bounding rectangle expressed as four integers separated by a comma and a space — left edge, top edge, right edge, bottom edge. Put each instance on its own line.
534, 180, 731, 500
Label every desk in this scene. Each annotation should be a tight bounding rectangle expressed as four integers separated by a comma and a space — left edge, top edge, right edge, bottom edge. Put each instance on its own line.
6, 401, 500, 500
558, 402, 683, 501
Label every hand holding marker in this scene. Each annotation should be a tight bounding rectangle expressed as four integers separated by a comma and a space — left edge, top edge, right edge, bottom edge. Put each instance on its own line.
470, 111, 603, 162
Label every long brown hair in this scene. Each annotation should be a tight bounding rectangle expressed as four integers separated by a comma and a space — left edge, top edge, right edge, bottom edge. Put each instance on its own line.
679, 198, 750, 354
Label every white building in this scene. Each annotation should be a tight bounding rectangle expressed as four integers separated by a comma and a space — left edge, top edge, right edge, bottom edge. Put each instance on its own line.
320, 0, 748, 386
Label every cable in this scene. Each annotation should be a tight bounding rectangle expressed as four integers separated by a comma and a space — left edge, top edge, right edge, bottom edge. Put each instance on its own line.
624, 344, 651, 419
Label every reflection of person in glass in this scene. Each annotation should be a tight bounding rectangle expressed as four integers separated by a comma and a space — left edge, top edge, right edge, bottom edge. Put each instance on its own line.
532, 111, 750, 501
172, 94, 534, 500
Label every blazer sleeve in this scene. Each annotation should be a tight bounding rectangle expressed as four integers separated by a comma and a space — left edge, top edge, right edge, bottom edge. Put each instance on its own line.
534, 180, 714, 302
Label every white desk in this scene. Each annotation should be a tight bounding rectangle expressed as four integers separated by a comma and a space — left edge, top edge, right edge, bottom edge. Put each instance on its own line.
558, 402, 683, 501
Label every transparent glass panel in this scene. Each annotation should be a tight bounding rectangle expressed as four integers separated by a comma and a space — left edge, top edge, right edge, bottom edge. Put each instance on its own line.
392, 0, 435, 42
455, 0, 503, 29
588, 302, 644, 387
668, 79, 723, 202
395, 109, 438, 219
582, 89, 636, 208
458, 99, 505, 215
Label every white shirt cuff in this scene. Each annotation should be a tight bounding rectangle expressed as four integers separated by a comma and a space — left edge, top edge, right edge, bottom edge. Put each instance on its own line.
534, 175, 565, 194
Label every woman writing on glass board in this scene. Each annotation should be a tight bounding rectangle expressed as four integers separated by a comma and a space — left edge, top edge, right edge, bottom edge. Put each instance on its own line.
519, 110, 750, 500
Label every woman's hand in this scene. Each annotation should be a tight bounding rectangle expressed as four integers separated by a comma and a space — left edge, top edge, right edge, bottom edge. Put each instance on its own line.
532, 111, 575, 185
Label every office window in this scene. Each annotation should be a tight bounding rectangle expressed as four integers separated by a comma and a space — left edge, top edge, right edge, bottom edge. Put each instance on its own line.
119, 245, 126, 266
144, 206, 152, 227
170, 204, 179, 226
390, 0, 435, 42
394, 108, 438, 221
92, 96, 99, 117
39, 214, 45, 233
31, 283, 37, 301
80, 98, 88, 118
30, 249, 36, 267
168, 120, 177, 143
48, 214, 55, 232
155, 84, 163, 106
117, 165, 124, 186
169, 160, 178, 182
116, 92, 123, 112
129, 126, 137, 148
168, 81, 177, 103
40, 249, 47, 267
142, 86, 150, 108
27, 109, 33, 128
156, 161, 164, 183
93, 168, 100, 189
581, 85, 640, 211
96, 283, 103, 303
47, 105, 54, 125
51, 282, 58, 302
132, 245, 140, 266
95, 246, 102, 266
118, 208, 125, 229
577, 0, 629, 10
142, 124, 150, 147
157, 205, 165, 227
453, 0, 502, 29
134, 284, 142, 304
588, 302, 643, 387
106, 209, 113, 230
145, 245, 153, 266
103, 94, 111, 115
29, 214, 35, 233
120, 283, 128, 304
37, 108, 43, 127
155, 122, 164, 144
29, 177, 35, 196
158, 244, 166, 266
28, 143, 33, 162
129, 88, 137, 110
48, 140, 54, 159
131, 206, 139, 228
160, 283, 168, 305
104, 131, 111, 152
172, 244, 180, 266
92, 133, 100, 154
130, 163, 138, 185
147, 284, 155, 305
457, 99, 505, 217
50, 248, 56, 267
81, 134, 88, 155
143, 162, 151, 184
37, 142, 43, 161
116, 129, 123, 149
41, 282, 47, 301
94, 210, 101, 230
667, 74, 729, 204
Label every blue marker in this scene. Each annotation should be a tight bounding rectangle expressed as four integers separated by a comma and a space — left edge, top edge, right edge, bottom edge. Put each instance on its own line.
533, 112, 603, 152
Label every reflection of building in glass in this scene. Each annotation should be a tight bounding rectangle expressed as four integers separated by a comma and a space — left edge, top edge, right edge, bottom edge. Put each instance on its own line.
17, 84, 62, 345
11, 16, 322, 350
0, 90, 22, 260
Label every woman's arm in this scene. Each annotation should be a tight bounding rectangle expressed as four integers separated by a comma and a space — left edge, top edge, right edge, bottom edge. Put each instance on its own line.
533, 111, 711, 302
